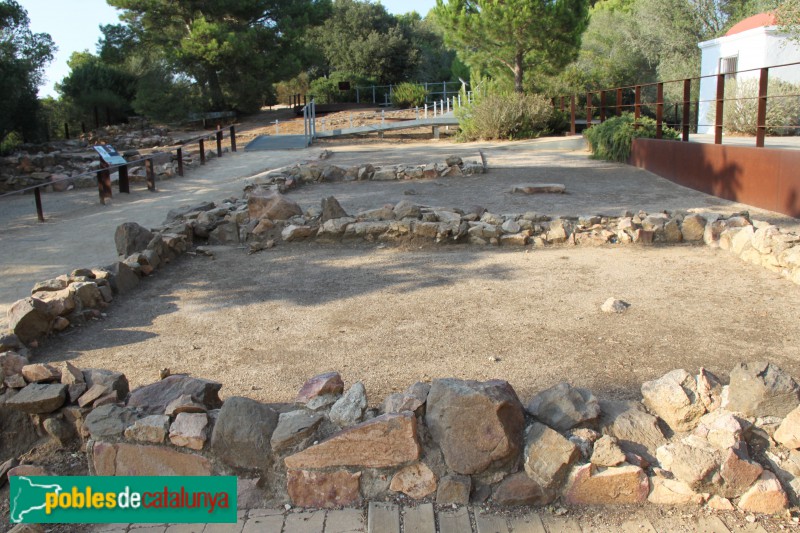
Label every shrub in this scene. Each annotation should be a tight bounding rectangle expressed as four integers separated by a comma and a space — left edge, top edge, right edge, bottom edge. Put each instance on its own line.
722, 78, 800, 136
456, 92, 556, 141
391, 83, 428, 108
584, 113, 680, 162
309, 73, 375, 104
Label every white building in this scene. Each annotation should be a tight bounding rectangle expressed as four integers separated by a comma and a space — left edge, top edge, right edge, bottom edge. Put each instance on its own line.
697, 13, 800, 134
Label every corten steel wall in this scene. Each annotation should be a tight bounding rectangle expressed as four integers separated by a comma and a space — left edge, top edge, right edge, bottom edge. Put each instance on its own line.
630, 139, 800, 218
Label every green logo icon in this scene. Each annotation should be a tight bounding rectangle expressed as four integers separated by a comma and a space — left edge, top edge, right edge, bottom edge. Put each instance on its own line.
10, 476, 237, 524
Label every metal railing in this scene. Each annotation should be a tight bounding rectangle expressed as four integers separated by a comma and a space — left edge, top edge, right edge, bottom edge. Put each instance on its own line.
302, 100, 316, 145
0, 126, 239, 223
555, 60, 800, 148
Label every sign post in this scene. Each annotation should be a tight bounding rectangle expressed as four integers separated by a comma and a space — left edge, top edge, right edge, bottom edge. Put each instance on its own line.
92, 145, 127, 203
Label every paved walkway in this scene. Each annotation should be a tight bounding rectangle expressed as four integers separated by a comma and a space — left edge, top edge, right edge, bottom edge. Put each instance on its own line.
90, 504, 776, 533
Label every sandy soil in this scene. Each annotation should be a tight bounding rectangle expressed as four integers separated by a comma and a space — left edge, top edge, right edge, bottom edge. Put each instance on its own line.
34, 241, 800, 406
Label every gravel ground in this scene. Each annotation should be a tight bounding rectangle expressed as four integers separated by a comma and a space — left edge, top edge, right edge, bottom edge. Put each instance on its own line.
34, 241, 800, 405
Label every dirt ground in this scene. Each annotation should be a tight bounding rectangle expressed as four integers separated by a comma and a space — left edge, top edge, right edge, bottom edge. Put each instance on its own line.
34, 241, 800, 405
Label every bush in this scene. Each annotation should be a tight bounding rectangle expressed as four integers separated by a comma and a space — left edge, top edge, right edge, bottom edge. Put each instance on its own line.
309, 72, 375, 104
456, 92, 556, 141
584, 113, 679, 162
722, 78, 800, 136
391, 83, 428, 108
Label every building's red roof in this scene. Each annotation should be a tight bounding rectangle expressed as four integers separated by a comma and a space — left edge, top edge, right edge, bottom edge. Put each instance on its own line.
726, 12, 777, 36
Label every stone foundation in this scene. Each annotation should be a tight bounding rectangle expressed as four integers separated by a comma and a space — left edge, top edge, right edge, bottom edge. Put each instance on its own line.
1, 360, 800, 515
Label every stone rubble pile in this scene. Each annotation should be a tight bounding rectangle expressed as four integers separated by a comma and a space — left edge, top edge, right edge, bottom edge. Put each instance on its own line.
1, 361, 800, 517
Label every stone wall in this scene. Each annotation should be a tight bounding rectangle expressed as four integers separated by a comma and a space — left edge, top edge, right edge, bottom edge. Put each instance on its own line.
2, 157, 800, 515
3, 156, 800, 352
2, 360, 800, 516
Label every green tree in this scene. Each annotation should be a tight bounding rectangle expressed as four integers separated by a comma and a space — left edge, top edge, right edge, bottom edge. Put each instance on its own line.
777, 0, 800, 40
107, 0, 331, 112
309, 0, 419, 84
0, 0, 54, 145
57, 51, 137, 125
433, 0, 590, 93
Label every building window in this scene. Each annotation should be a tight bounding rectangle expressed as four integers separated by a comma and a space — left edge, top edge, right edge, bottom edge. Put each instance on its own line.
720, 55, 738, 78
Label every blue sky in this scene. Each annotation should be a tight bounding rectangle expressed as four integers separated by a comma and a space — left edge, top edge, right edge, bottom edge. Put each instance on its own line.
19, 0, 438, 98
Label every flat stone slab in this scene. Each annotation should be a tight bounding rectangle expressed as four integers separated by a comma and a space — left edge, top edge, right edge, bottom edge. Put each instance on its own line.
245, 135, 310, 151
511, 183, 566, 194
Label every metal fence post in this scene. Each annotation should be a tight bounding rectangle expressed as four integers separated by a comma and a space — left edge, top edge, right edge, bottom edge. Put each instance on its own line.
118, 164, 129, 193
145, 159, 156, 191
356, 88, 360, 103
560, 96, 565, 112
570, 95, 576, 135
372, 86, 376, 104
715, 73, 725, 145
34, 187, 44, 222
600, 91, 606, 122
229, 126, 237, 152
634, 85, 642, 123
682, 79, 691, 142
656, 82, 664, 139
616, 88, 623, 116
199, 139, 206, 165
756, 67, 769, 148
177, 147, 184, 177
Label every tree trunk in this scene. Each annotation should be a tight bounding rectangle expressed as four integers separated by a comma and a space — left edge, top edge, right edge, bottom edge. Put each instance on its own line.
514, 51, 524, 93
207, 69, 225, 110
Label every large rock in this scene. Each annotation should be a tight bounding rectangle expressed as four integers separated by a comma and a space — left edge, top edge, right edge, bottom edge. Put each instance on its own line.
591, 435, 626, 467
281, 225, 315, 242
655, 437, 720, 489
426, 379, 524, 475
719, 444, 763, 498
285, 412, 420, 469
92, 441, 212, 476
598, 400, 667, 464
124, 415, 170, 444
436, 475, 471, 505
681, 214, 707, 241
648, 477, 706, 505
526, 382, 600, 432
5, 384, 66, 413
248, 191, 302, 221
127, 374, 222, 415
82, 368, 129, 400
210, 396, 278, 469
0, 352, 29, 378
287, 469, 361, 508
775, 406, 800, 449
21, 364, 61, 383
693, 410, 745, 450
492, 472, 551, 506
208, 221, 239, 245
115, 222, 153, 257
563, 464, 649, 505
641, 369, 706, 432
84, 404, 139, 439
726, 362, 800, 418
737, 471, 789, 514
389, 463, 437, 499
7, 298, 52, 344
106, 262, 139, 294
296, 372, 344, 404
511, 184, 566, 195
321, 196, 348, 222
524, 422, 580, 492
270, 410, 324, 453
169, 412, 208, 450
329, 382, 367, 427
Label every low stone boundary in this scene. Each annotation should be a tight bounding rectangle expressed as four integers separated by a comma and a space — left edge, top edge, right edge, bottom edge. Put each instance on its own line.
2, 157, 799, 351
2, 358, 800, 516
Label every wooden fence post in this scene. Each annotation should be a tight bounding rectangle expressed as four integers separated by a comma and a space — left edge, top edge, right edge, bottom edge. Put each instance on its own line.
229, 126, 237, 152
199, 139, 206, 165
656, 82, 664, 139
177, 148, 184, 177
145, 159, 156, 191
118, 164, 129, 193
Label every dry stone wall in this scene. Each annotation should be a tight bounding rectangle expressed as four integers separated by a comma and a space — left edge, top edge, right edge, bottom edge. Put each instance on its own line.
2, 157, 800, 515
1, 360, 800, 516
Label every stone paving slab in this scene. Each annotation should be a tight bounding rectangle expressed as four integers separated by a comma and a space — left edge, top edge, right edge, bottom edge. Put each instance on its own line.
88, 505, 795, 533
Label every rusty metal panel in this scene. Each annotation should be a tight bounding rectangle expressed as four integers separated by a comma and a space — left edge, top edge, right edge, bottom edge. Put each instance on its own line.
630, 138, 800, 218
